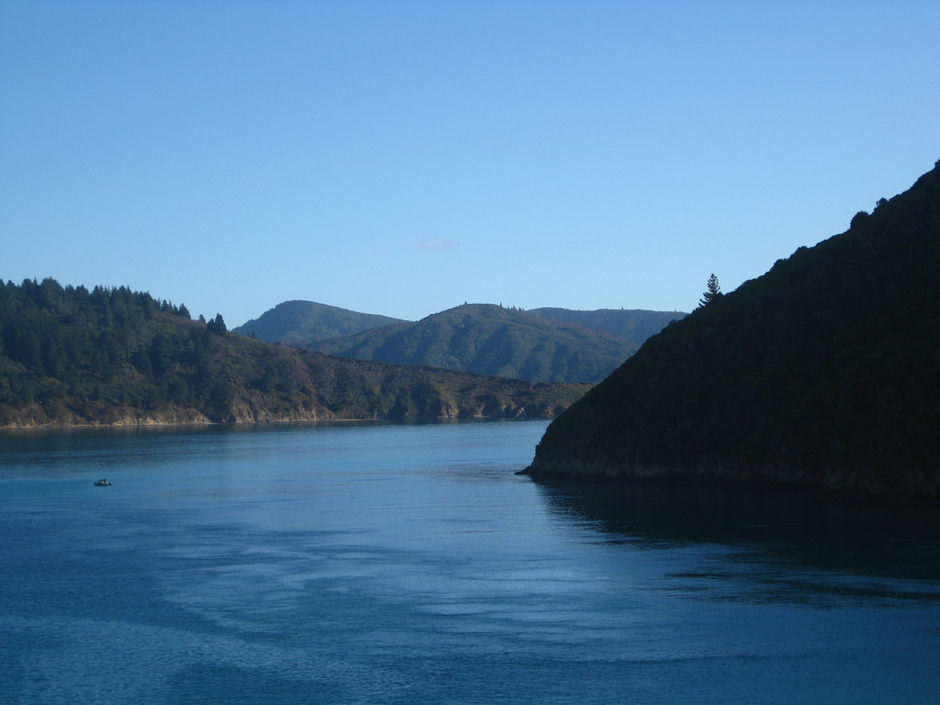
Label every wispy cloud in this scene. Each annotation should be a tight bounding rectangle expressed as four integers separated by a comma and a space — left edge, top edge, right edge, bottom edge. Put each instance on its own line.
419, 237, 458, 251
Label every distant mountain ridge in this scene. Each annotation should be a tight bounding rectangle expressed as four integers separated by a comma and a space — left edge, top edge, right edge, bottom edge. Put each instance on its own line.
316, 304, 640, 383
237, 301, 685, 384
234, 300, 406, 346
524, 160, 940, 496
528, 308, 686, 346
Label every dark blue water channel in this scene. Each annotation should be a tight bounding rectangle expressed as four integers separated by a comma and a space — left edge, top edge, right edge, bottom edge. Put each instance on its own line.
1, 420, 939, 704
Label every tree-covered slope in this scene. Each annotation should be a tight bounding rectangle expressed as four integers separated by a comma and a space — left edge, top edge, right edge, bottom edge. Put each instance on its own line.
527, 308, 685, 347
315, 304, 637, 383
525, 161, 940, 496
0, 280, 587, 427
233, 300, 406, 346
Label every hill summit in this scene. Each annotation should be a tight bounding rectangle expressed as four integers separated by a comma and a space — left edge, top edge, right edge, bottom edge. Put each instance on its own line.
524, 160, 940, 496
234, 300, 405, 346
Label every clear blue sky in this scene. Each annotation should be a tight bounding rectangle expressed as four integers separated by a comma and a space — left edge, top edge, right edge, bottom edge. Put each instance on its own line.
2, 1, 938, 326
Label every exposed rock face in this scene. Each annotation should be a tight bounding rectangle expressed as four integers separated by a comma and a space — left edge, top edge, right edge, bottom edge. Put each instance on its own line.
524, 162, 940, 497
3, 407, 212, 429
4, 393, 577, 430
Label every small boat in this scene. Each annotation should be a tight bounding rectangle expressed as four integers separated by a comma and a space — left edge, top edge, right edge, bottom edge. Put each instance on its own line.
94, 478, 111, 487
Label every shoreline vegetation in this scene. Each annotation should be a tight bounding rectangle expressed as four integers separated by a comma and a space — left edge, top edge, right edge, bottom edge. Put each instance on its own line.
525, 160, 940, 497
0, 279, 589, 430
0, 416, 548, 433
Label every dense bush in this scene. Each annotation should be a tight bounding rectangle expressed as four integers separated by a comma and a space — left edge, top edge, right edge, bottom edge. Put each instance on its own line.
0, 280, 587, 426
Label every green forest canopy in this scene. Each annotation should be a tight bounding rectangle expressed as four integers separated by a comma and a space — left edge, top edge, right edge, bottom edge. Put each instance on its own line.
0, 278, 588, 427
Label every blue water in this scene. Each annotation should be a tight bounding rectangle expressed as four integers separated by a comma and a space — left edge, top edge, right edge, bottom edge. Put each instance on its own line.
1, 420, 938, 704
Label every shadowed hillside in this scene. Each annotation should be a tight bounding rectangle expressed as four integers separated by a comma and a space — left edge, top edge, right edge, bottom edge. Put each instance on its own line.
525, 161, 940, 496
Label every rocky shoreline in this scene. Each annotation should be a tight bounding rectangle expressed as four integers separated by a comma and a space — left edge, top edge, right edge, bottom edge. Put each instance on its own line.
520, 457, 940, 498
0, 401, 567, 431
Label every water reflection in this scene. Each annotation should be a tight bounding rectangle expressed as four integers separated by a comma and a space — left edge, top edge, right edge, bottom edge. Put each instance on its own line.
534, 480, 940, 583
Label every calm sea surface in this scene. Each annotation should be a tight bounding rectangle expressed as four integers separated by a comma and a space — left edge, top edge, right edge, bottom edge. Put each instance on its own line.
1, 420, 939, 704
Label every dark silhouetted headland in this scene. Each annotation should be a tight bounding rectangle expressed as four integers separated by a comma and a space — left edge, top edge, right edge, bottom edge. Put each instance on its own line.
524, 161, 940, 496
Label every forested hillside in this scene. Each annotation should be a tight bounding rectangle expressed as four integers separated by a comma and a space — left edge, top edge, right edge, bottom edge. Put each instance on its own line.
527, 308, 685, 345
525, 161, 940, 496
0, 280, 587, 427
315, 304, 637, 383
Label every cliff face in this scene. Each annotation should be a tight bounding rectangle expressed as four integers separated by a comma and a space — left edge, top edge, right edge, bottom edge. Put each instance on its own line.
525, 162, 940, 497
